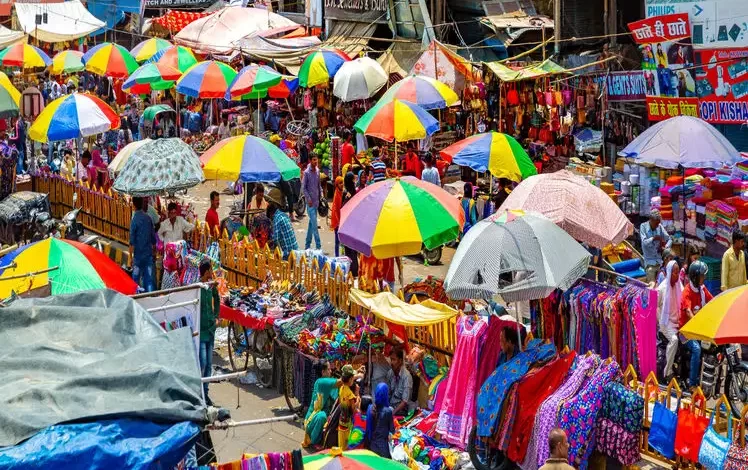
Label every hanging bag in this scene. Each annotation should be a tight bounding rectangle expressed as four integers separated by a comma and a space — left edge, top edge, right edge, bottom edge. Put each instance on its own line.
507, 83, 519, 106
562, 83, 573, 106
699, 401, 733, 470
726, 409, 748, 470
648, 391, 680, 459
675, 392, 710, 462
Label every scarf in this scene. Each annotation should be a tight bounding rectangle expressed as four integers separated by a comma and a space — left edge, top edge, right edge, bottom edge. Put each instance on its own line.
656, 260, 682, 327
688, 281, 706, 307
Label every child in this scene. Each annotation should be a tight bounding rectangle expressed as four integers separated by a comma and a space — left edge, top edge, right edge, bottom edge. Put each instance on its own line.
365, 383, 395, 458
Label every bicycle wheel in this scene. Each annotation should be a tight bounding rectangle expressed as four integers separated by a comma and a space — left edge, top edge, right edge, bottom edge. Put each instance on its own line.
227, 322, 251, 372
252, 327, 275, 388
467, 426, 504, 470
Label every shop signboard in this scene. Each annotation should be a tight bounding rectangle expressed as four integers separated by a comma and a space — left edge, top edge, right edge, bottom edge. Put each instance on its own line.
603, 71, 647, 102
693, 48, 748, 124
323, 0, 388, 23
646, 96, 700, 120
144, 0, 213, 7
645, 0, 748, 49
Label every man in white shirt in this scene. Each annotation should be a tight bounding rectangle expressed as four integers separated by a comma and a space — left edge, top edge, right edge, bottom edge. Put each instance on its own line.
158, 202, 195, 244
77, 151, 91, 183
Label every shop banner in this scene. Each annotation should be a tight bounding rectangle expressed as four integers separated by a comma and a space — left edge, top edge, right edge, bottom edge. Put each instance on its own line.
323, 0, 388, 22
693, 48, 748, 124
645, 0, 748, 49
629, 13, 691, 44
604, 71, 647, 101
647, 96, 700, 120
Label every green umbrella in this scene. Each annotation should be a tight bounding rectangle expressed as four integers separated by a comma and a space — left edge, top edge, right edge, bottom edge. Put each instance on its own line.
0, 86, 19, 119
143, 104, 175, 121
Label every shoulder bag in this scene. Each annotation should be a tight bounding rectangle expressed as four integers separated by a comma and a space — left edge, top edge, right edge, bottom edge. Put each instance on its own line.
649, 395, 680, 459
698, 404, 733, 470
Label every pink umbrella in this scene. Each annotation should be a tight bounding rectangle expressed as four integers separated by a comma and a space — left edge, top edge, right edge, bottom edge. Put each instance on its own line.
497, 170, 633, 248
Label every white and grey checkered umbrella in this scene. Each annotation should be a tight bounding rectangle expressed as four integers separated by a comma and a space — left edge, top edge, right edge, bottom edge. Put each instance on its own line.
445, 211, 591, 302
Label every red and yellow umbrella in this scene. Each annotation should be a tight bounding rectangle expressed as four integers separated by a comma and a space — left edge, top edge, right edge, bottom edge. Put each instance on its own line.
83, 42, 139, 78
176, 60, 236, 98
0, 43, 52, 69
681, 285, 748, 344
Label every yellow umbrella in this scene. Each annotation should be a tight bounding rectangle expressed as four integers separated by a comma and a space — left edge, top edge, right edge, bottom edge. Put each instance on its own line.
0, 72, 20, 106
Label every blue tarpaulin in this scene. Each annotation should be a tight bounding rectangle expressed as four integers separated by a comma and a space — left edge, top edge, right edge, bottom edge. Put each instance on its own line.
87, 0, 142, 36
0, 419, 199, 470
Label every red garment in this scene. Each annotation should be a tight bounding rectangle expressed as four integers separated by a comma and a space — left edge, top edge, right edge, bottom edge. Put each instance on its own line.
405, 151, 422, 179
505, 351, 576, 463
330, 188, 342, 229
341, 142, 355, 167
476, 318, 522, 389
378, 258, 395, 283
205, 208, 220, 235
680, 284, 713, 328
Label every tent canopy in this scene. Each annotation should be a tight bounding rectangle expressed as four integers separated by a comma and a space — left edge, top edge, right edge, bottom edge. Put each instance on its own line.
15, 0, 105, 43
349, 289, 458, 327
411, 40, 473, 89
0, 26, 25, 49
483, 59, 568, 82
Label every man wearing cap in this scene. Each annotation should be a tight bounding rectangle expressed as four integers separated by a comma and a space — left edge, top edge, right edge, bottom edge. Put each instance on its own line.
640, 210, 672, 283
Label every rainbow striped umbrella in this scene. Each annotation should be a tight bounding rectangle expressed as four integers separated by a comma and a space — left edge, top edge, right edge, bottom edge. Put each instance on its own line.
131, 38, 172, 62
51, 50, 84, 75
440, 132, 536, 182
304, 449, 408, 470
29, 93, 120, 143
0, 71, 20, 107
0, 238, 138, 298
122, 62, 181, 91
225, 64, 282, 100
354, 99, 439, 142
681, 285, 748, 344
268, 77, 299, 99
0, 43, 52, 69
176, 60, 236, 98
298, 49, 350, 88
200, 135, 300, 183
83, 42, 139, 78
339, 176, 464, 258
380, 75, 459, 110
152, 45, 198, 73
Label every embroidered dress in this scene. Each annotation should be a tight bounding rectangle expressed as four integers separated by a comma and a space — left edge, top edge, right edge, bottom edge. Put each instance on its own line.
435, 315, 488, 448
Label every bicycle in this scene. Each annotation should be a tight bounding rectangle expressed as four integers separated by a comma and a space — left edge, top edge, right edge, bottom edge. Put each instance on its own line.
226, 321, 275, 388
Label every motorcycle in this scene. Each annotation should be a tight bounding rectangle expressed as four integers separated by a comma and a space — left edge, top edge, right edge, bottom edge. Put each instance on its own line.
59, 207, 99, 245
421, 244, 443, 265
27, 209, 58, 242
701, 343, 748, 418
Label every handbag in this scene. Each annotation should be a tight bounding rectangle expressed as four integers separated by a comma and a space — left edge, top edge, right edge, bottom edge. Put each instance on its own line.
727, 438, 748, 470
675, 395, 709, 462
507, 84, 519, 106
562, 84, 573, 106
649, 396, 680, 459
699, 403, 733, 470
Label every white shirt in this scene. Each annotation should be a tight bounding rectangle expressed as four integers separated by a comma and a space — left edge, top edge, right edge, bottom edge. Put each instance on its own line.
158, 216, 195, 244
76, 161, 89, 182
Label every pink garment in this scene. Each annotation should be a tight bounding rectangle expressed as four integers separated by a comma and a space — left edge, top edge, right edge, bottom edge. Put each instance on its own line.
635, 289, 658, 379
477, 317, 522, 388
435, 315, 488, 448
89, 150, 107, 182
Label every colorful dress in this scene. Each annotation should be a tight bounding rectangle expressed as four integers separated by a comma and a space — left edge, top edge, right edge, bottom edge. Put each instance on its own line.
435, 315, 488, 448
302, 377, 338, 447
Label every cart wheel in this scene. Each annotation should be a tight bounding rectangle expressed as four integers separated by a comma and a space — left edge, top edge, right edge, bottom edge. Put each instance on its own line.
227, 322, 251, 372
252, 327, 274, 388
279, 347, 304, 417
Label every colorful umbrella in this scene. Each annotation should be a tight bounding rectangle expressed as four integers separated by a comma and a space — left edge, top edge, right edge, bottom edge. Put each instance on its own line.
0, 238, 138, 298
268, 78, 299, 99
176, 60, 236, 99
83, 42, 139, 78
497, 170, 633, 248
108, 138, 152, 174
445, 210, 591, 302
0, 71, 20, 107
354, 99, 439, 142
143, 104, 175, 122
440, 132, 536, 182
339, 176, 464, 258
379, 74, 459, 110
299, 49, 351, 88
0, 86, 19, 118
680, 285, 748, 344
333, 57, 388, 102
152, 45, 198, 73
51, 50, 84, 75
29, 93, 120, 143
131, 38, 172, 62
303, 449, 408, 470
122, 62, 181, 91
225, 64, 282, 101
0, 43, 52, 69
200, 135, 300, 183
113, 138, 204, 196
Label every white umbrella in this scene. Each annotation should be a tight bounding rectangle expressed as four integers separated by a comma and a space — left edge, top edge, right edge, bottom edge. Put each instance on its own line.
333, 57, 388, 102
108, 139, 152, 174
618, 115, 741, 169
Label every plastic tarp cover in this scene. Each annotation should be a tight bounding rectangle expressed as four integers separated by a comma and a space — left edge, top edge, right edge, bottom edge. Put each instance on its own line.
483, 59, 568, 82
348, 288, 458, 326
0, 419, 199, 470
15, 1, 105, 43
0, 289, 206, 447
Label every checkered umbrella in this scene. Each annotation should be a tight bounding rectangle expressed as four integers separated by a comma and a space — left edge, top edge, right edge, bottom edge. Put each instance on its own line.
445, 210, 591, 302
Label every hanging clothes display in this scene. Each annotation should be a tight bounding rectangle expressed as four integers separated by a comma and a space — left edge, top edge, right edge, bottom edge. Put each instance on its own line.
435, 315, 488, 448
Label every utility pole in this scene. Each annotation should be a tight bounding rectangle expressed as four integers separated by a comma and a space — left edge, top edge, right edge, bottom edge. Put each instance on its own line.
554, 0, 561, 55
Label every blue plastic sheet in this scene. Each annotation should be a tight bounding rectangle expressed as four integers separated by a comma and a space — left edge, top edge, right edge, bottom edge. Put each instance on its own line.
0, 419, 199, 470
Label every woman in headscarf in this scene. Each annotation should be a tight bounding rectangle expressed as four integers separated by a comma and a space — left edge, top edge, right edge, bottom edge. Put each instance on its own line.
302, 360, 339, 448
342, 172, 359, 277
356, 169, 368, 192
89, 148, 109, 189
657, 259, 682, 380
461, 182, 478, 236
365, 383, 395, 458
330, 176, 344, 257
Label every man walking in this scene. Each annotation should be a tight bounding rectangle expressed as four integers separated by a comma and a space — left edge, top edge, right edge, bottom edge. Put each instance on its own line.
421, 154, 441, 186
640, 210, 672, 283
721, 230, 746, 292
198, 260, 220, 406
129, 197, 156, 292
205, 191, 220, 236
302, 154, 322, 250
370, 147, 386, 183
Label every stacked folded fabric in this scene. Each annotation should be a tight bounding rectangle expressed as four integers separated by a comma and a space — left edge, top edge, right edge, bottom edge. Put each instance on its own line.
706, 200, 738, 247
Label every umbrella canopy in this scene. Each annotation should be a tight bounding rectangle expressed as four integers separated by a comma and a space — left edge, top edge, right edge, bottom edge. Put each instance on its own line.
143, 104, 175, 121
498, 170, 633, 248
200, 135, 300, 183
0, 71, 19, 107
379, 74, 459, 110
268, 77, 299, 99
176, 60, 236, 98
131, 37, 172, 62
354, 99, 439, 142
0, 43, 52, 68
152, 45, 198, 73
445, 210, 591, 302
680, 285, 748, 344
108, 138, 152, 173
83, 42, 139, 78
0, 238, 137, 298
619, 115, 741, 169
440, 132, 536, 182
122, 62, 181, 91
51, 50, 84, 75
333, 57, 388, 102
339, 176, 464, 258
299, 49, 350, 88
29, 93, 120, 143
225, 64, 282, 101
113, 138, 204, 196
0, 86, 19, 119
304, 449, 408, 470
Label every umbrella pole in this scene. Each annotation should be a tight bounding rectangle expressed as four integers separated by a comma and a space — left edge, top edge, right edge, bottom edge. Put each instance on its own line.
285, 98, 295, 121
395, 140, 398, 171
516, 302, 523, 352
176, 93, 180, 138
682, 164, 687, 261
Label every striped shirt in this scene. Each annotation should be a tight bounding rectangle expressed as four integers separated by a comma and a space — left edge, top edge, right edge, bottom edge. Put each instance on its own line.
371, 159, 387, 183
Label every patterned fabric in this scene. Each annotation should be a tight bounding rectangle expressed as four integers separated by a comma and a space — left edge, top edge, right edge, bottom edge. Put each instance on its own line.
595, 417, 640, 465
272, 210, 298, 259
726, 443, 748, 470
558, 359, 621, 470
699, 416, 732, 470
600, 382, 644, 434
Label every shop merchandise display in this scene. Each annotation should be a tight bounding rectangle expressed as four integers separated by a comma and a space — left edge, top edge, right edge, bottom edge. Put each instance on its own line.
206, 450, 304, 470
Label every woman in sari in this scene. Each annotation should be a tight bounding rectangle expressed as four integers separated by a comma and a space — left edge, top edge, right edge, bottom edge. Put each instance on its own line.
461, 182, 478, 236
302, 360, 339, 448
89, 148, 110, 189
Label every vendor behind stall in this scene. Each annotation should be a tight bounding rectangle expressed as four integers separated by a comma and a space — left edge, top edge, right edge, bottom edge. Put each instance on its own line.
386, 348, 413, 416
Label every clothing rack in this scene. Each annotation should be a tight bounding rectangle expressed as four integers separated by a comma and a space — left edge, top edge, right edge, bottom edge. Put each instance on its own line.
588, 265, 650, 287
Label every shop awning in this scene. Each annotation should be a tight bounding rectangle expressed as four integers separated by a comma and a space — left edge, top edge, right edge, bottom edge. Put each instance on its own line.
483, 59, 568, 82
15, 0, 105, 42
349, 289, 458, 327
0, 25, 24, 49
411, 40, 474, 89
377, 40, 422, 81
